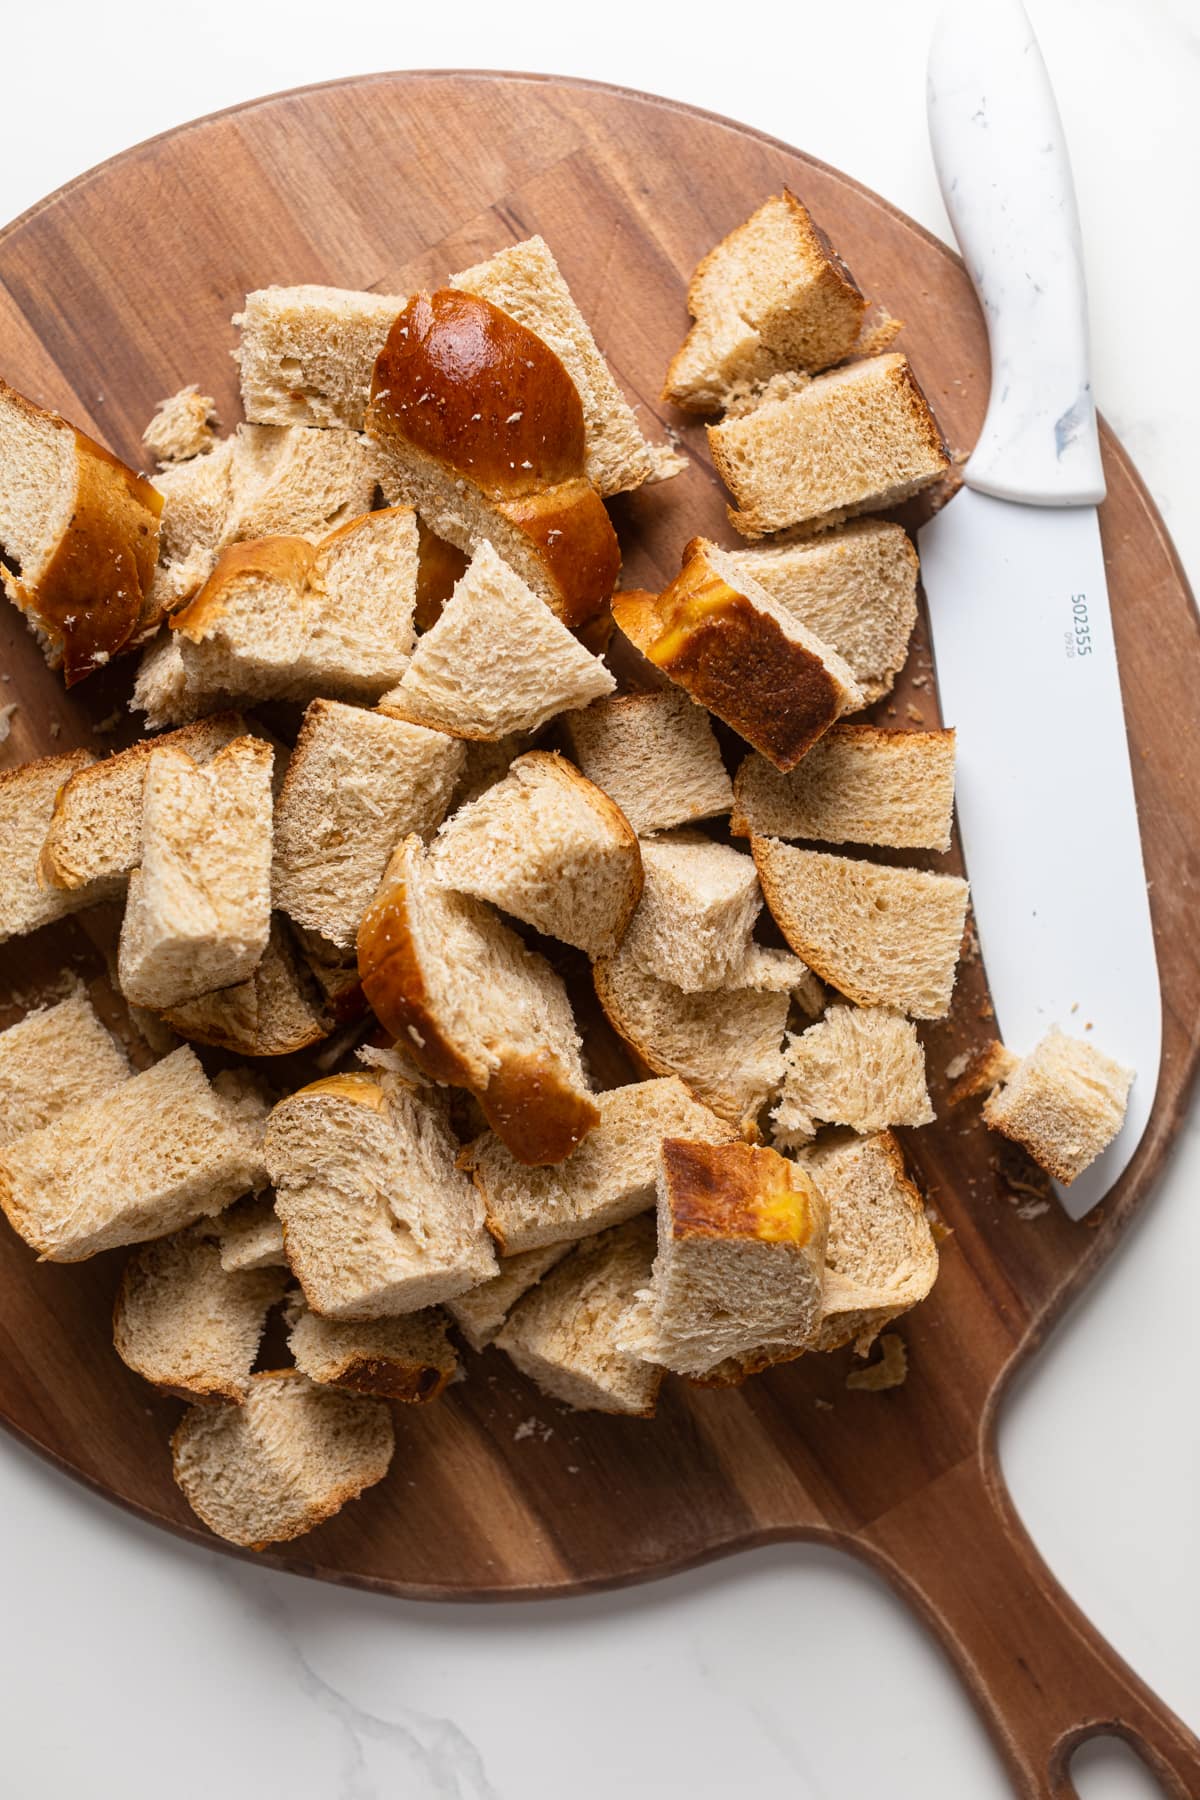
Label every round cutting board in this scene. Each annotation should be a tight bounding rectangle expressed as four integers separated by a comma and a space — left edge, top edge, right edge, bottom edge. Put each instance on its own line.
1, 73, 1199, 1798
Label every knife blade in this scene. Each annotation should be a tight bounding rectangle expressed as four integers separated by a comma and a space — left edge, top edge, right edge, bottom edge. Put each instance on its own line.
920, 0, 1160, 1217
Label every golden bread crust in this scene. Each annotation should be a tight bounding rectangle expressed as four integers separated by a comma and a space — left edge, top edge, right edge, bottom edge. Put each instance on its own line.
613, 549, 844, 770
0, 381, 162, 684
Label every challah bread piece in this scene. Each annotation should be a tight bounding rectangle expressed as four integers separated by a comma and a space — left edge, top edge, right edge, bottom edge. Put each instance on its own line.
217, 1195, 286, 1272
613, 540, 864, 772
664, 192, 869, 413
151, 421, 376, 608
118, 736, 274, 1012
700, 1128, 937, 1381
429, 750, 641, 958
496, 1216, 662, 1416
560, 688, 733, 835
451, 235, 672, 497
272, 700, 465, 951
710, 522, 918, 705
621, 832, 761, 992
265, 1072, 497, 1320
234, 284, 407, 429
357, 835, 599, 1165
38, 712, 248, 898
733, 726, 956, 852
160, 509, 419, 716
616, 1139, 828, 1377
161, 915, 331, 1056
0, 379, 162, 683
0, 1045, 267, 1261
0, 987, 131, 1144
708, 354, 951, 539
981, 1027, 1133, 1185
172, 1368, 394, 1549
286, 1292, 458, 1403
1, 749, 98, 942
463, 1076, 736, 1255
143, 387, 219, 464
753, 838, 969, 1020
131, 632, 204, 730
804, 1130, 938, 1351
593, 942, 796, 1136
446, 1242, 573, 1351
114, 1222, 288, 1403
771, 1004, 933, 1146
378, 540, 615, 740
366, 290, 621, 629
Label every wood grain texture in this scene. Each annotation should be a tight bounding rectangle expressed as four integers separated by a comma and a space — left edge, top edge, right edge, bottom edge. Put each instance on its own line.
0, 73, 1198, 1798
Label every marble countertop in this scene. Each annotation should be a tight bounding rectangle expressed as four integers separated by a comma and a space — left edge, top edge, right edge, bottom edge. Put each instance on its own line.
1, 2, 1197, 1795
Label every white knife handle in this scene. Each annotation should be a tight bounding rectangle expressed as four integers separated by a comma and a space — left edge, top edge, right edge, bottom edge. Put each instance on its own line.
927, 0, 1106, 505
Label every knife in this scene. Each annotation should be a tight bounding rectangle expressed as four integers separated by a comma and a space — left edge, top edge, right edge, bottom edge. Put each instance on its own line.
919, 0, 1160, 1219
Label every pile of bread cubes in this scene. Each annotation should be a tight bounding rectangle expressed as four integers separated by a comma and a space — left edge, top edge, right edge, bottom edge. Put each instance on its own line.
0, 193, 1133, 1552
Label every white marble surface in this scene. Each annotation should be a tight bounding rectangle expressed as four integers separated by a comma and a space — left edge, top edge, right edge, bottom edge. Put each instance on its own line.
1, 2, 1197, 1795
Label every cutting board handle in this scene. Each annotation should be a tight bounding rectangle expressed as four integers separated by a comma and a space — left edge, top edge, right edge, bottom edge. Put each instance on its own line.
862, 1447, 1200, 1796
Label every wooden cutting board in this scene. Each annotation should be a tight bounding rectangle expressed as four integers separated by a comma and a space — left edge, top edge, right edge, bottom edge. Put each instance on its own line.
1, 73, 1198, 1798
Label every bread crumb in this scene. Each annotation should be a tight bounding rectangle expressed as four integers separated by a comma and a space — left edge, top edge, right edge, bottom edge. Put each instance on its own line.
905, 704, 925, 724
944, 1051, 969, 1081
846, 1334, 907, 1391
92, 708, 124, 735
0, 702, 17, 744
813, 1397, 834, 1413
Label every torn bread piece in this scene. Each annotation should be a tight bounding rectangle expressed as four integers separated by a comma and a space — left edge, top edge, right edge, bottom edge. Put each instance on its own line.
753, 838, 969, 1020
273, 700, 465, 952
664, 191, 870, 413
771, 1004, 933, 1146
1, 749, 98, 942
378, 540, 615, 740
560, 688, 733, 836
287, 1291, 458, 1402
38, 712, 248, 898
981, 1027, 1133, 1185
733, 726, 956, 852
0, 986, 131, 1145
0, 1045, 267, 1261
496, 1217, 661, 1416
217, 1195, 286, 1272
617, 1138, 828, 1377
172, 1368, 394, 1549
357, 834, 598, 1166
430, 750, 641, 958
0, 378, 162, 682
614, 539, 863, 771
118, 736, 274, 1012
731, 943, 826, 1014
265, 1072, 497, 1320
711, 522, 918, 705
163, 508, 419, 714
804, 1130, 938, 1352
234, 284, 408, 430
143, 387, 219, 465
593, 942, 792, 1136
707, 354, 950, 539
161, 915, 331, 1056
445, 1243, 573, 1352
463, 1076, 736, 1255
367, 290, 621, 629
621, 831, 761, 993
114, 1222, 287, 1403
150, 421, 377, 611
452, 234, 670, 496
